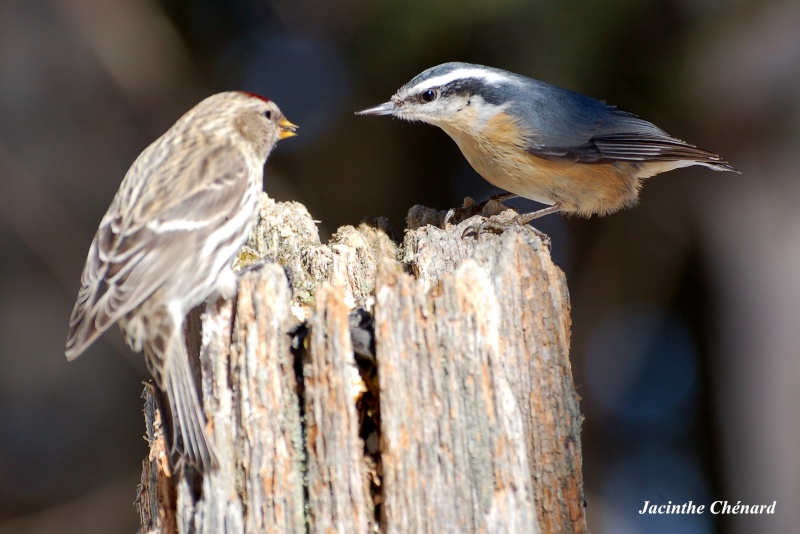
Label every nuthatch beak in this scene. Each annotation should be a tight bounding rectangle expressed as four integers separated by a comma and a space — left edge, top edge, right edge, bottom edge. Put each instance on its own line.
356, 101, 397, 116
357, 62, 738, 220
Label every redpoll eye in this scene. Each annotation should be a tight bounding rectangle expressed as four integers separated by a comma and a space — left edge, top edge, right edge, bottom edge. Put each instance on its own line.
420, 89, 437, 103
264, 110, 272, 120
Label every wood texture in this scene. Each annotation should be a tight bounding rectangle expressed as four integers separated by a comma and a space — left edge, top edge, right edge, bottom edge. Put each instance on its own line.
136, 194, 586, 534
303, 284, 371, 532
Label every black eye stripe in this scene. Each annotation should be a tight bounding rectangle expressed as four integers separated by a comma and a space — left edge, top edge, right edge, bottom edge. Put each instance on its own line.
410, 78, 506, 104
417, 79, 506, 106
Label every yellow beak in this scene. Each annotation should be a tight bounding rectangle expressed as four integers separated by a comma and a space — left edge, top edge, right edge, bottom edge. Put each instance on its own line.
279, 118, 298, 139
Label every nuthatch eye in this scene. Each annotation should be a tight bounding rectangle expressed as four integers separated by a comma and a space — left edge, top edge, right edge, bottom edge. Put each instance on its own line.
357, 62, 738, 220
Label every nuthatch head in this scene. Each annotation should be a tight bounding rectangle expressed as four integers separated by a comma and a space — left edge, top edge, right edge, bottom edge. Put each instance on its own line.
358, 62, 738, 218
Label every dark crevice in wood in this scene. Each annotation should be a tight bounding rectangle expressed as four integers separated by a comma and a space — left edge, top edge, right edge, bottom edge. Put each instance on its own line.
351, 308, 383, 530
288, 321, 311, 534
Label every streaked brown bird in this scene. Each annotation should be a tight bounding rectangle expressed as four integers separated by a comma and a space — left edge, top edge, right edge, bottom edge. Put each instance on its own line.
65, 91, 296, 472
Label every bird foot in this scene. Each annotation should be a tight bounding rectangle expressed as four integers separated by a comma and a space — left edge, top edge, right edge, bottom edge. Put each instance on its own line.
443, 193, 519, 228
461, 205, 559, 242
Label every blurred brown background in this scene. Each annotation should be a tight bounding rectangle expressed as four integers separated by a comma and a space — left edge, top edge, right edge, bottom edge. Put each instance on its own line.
0, 1, 797, 532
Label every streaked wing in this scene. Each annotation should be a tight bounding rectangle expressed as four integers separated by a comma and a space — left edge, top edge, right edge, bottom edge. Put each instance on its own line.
66, 144, 250, 359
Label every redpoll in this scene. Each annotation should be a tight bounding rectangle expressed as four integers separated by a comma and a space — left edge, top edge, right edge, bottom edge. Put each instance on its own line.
65, 92, 297, 472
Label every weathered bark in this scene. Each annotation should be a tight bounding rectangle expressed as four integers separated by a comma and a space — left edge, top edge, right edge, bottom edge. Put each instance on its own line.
136, 194, 587, 534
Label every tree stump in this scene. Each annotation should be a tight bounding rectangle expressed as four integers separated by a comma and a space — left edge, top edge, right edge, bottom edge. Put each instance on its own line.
135, 194, 587, 534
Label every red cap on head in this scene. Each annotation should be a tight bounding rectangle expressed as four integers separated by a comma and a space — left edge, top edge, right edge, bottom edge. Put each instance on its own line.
238, 91, 271, 103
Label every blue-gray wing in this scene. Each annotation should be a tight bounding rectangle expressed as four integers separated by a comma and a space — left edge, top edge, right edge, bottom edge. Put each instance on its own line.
510, 80, 734, 169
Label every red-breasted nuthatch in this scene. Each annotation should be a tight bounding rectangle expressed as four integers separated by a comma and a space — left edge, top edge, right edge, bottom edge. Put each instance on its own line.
357, 62, 738, 220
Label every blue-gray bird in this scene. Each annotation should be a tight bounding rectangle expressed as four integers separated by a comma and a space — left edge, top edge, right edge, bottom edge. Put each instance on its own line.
358, 62, 737, 220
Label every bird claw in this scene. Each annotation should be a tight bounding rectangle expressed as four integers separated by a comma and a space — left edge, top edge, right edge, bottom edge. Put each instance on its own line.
443, 208, 457, 228
461, 217, 510, 238
461, 205, 560, 242
460, 213, 520, 239
442, 193, 518, 228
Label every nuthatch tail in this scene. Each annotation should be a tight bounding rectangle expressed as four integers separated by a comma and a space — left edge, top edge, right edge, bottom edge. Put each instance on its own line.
357, 62, 738, 219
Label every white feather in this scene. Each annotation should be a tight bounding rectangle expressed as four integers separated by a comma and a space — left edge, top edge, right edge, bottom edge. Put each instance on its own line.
404, 67, 521, 94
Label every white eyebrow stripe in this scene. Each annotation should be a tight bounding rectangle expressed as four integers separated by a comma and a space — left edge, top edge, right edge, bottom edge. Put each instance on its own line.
405, 68, 521, 93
